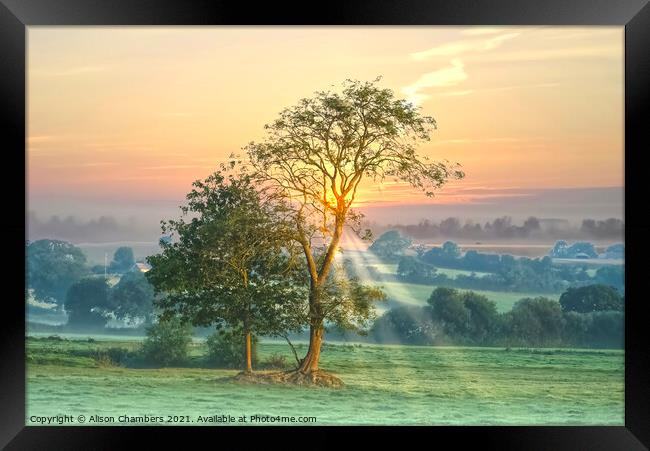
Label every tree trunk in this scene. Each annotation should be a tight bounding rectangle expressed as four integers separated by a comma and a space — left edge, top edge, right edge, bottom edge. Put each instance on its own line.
296, 217, 345, 375
244, 331, 253, 373
298, 324, 324, 373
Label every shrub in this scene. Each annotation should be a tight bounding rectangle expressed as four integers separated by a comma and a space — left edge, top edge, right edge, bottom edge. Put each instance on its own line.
140, 317, 193, 366
262, 353, 290, 370
92, 347, 130, 367
559, 284, 624, 313
206, 330, 258, 369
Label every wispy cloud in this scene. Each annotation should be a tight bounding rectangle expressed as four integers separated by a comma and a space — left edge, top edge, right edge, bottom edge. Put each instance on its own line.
428, 82, 559, 99
411, 32, 520, 61
460, 27, 512, 36
402, 59, 467, 105
466, 46, 620, 63
437, 89, 475, 97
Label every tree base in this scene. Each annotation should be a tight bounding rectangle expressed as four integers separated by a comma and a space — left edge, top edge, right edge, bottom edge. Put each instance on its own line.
232, 370, 344, 388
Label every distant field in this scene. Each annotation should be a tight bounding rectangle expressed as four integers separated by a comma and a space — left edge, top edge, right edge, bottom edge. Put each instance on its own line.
434, 268, 491, 278
370, 264, 489, 280
359, 259, 559, 313
372, 281, 559, 313
26, 337, 623, 426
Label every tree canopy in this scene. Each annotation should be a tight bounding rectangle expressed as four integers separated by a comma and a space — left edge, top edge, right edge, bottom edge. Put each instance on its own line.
245, 78, 463, 374
559, 284, 624, 313
27, 239, 88, 304
146, 171, 307, 372
64, 277, 111, 327
110, 246, 135, 273
110, 270, 155, 325
369, 230, 412, 259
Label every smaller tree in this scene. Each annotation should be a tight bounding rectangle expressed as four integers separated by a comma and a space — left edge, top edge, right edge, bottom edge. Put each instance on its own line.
427, 287, 469, 337
462, 291, 499, 344
64, 277, 111, 327
140, 317, 193, 366
559, 284, 623, 313
147, 171, 307, 373
110, 247, 135, 273
441, 241, 462, 259
397, 256, 437, 283
505, 297, 565, 346
368, 230, 412, 260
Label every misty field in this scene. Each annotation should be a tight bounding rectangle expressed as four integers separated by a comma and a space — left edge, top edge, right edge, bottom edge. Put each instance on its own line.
27, 336, 623, 426
374, 280, 559, 313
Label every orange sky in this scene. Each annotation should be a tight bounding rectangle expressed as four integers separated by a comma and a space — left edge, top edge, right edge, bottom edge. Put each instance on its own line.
27, 26, 623, 211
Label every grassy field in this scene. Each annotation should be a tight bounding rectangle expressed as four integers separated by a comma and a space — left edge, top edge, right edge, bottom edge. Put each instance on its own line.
370, 263, 490, 279
26, 336, 623, 426
373, 281, 558, 313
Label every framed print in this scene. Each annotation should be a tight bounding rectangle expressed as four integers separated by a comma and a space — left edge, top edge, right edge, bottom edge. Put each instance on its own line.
2, 0, 649, 449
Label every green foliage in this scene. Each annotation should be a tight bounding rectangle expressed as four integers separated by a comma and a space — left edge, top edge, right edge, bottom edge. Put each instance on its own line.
262, 353, 290, 370
369, 230, 412, 259
140, 318, 193, 366
64, 277, 111, 327
504, 297, 565, 347
110, 247, 135, 273
559, 284, 624, 313
320, 261, 387, 334
146, 171, 306, 339
587, 311, 624, 348
463, 291, 500, 343
92, 347, 130, 367
373, 287, 621, 349
371, 305, 441, 345
441, 241, 461, 259
428, 287, 470, 336
206, 330, 258, 369
109, 271, 155, 325
27, 239, 88, 304
244, 78, 463, 369
425, 287, 500, 343
397, 256, 437, 283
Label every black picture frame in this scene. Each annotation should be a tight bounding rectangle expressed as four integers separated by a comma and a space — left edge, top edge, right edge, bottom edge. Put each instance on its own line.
2, 0, 648, 449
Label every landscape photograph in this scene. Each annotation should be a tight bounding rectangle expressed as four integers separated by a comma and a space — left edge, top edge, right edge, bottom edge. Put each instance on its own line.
26, 26, 624, 425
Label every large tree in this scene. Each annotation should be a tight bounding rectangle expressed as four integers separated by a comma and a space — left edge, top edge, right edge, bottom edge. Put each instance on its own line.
146, 171, 306, 373
246, 78, 463, 374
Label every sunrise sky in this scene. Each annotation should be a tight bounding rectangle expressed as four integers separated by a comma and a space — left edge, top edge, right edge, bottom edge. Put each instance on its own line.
27, 26, 624, 232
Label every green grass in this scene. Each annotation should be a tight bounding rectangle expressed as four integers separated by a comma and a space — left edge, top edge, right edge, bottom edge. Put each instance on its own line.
27, 337, 623, 426
373, 281, 559, 313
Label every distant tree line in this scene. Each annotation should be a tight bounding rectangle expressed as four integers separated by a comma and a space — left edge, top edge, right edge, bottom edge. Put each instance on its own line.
26, 240, 154, 327
395, 243, 624, 294
368, 216, 624, 241
371, 285, 624, 348
27, 212, 154, 243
